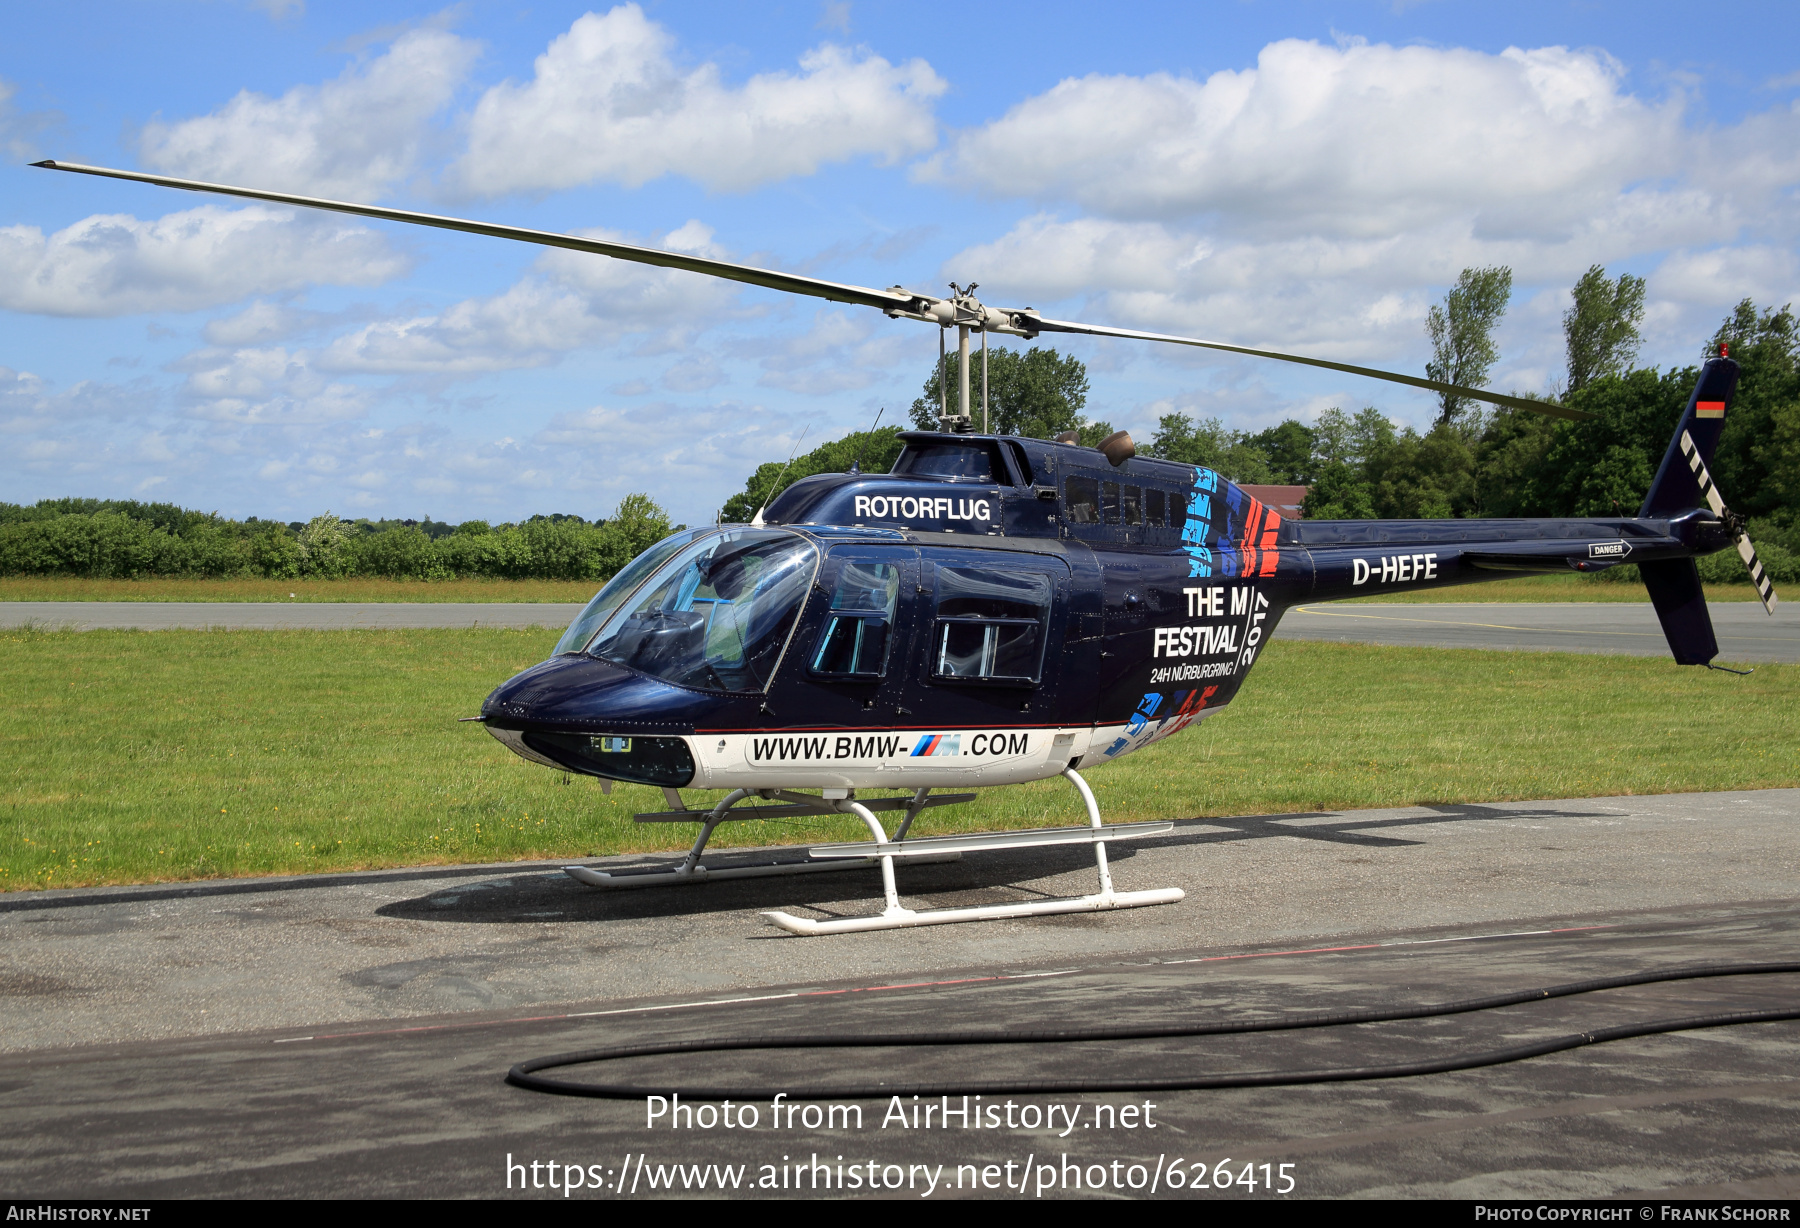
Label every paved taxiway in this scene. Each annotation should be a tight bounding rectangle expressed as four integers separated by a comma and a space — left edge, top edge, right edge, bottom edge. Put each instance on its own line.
5, 599, 1794, 661
4, 790, 1798, 1197
1283, 601, 1796, 662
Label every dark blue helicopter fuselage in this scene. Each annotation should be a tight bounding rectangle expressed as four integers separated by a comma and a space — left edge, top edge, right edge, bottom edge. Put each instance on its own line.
482, 361, 1740, 791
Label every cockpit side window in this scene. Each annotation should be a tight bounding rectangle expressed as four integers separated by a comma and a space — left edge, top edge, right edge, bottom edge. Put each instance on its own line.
810, 561, 900, 678
930, 566, 1051, 684
586, 529, 818, 693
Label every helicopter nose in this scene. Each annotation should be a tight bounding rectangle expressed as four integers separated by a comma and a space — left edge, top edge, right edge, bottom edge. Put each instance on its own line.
480, 653, 714, 731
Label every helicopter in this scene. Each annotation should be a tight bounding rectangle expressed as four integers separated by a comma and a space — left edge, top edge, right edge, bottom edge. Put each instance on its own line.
33, 160, 1781, 936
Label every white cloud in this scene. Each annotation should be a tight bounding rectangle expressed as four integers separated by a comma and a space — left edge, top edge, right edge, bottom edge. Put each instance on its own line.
931, 40, 1685, 236
140, 28, 477, 199
175, 346, 374, 425
749, 308, 907, 394
1649, 246, 1800, 309
0, 368, 206, 494
925, 39, 1800, 386
313, 221, 746, 374
531, 400, 813, 518
0, 205, 407, 318
536, 221, 742, 346
0, 78, 58, 161
0, 366, 147, 429
944, 215, 1439, 358
944, 209, 1791, 379
317, 281, 602, 374
661, 355, 726, 393
202, 299, 335, 345
452, 4, 944, 195
249, 0, 304, 19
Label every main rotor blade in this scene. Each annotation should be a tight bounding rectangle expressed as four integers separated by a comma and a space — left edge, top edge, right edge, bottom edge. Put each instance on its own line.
34, 159, 1591, 422
1681, 430, 1779, 613
1026, 316, 1593, 421
31, 160, 915, 313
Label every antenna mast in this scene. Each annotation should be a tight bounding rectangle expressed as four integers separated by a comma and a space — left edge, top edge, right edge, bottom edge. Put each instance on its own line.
749, 424, 810, 527
848, 407, 885, 475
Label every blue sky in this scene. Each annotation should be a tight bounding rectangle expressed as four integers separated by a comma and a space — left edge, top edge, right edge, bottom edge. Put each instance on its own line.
3, 1, 1797, 526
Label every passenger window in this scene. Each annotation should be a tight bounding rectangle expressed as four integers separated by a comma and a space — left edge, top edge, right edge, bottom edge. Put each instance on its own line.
931, 567, 1050, 684
1102, 481, 1121, 523
810, 561, 899, 678
1063, 476, 1100, 524
1170, 491, 1188, 527
1146, 489, 1166, 526
1121, 485, 1143, 526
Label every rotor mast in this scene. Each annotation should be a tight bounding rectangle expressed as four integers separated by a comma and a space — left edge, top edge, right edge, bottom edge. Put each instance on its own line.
959, 326, 970, 424
940, 283, 991, 433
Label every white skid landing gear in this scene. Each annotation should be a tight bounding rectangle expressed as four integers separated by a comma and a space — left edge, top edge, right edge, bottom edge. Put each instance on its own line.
761, 767, 1183, 936
563, 786, 965, 889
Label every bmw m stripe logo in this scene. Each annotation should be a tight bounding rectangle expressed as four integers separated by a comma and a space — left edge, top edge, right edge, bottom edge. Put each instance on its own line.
910, 734, 962, 757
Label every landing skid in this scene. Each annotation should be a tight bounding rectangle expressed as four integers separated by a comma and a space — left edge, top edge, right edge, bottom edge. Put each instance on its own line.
762, 768, 1181, 935
562, 770, 1184, 934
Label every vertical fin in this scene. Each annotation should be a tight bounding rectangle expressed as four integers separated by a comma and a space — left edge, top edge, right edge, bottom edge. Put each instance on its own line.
1639, 558, 1718, 666
1640, 357, 1739, 517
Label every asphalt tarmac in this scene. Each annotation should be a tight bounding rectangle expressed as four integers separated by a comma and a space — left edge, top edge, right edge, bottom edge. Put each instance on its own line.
5, 599, 1793, 662
1281, 601, 1797, 663
4, 789, 1798, 1198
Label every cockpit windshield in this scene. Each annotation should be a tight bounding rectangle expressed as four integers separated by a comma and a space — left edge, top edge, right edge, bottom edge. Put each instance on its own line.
585, 529, 819, 692
552, 527, 708, 656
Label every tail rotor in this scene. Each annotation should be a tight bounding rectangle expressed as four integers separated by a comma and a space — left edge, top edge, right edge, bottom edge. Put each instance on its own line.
1679, 431, 1779, 614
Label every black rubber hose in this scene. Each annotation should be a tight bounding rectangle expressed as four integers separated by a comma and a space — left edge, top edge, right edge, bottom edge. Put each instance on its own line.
507, 961, 1800, 1099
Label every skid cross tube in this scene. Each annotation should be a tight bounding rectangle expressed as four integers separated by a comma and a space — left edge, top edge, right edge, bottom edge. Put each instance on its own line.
563, 788, 964, 889
761, 767, 1184, 936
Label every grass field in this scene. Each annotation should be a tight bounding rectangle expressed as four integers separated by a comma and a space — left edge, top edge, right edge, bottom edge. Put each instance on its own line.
0, 572, 1761, 604
2, 626, 1793, 892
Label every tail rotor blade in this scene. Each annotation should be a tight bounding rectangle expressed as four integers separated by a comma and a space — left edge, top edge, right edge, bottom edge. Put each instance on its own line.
1681, 431, 1779, 614
1734, 533, 1780, 614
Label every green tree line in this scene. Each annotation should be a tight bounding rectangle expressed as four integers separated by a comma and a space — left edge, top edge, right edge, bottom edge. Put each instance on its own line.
715, 346, 1114, 522
718, 426, 907, 524
714, 283, 1798, 589
1147, 291, 1800, 586
0, 494, 676, 581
